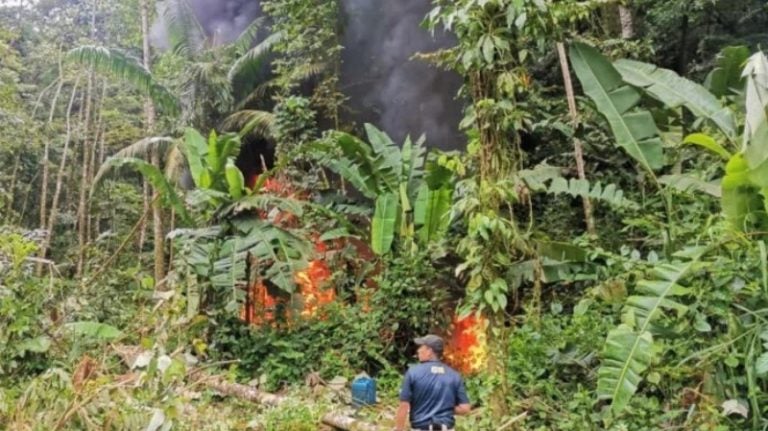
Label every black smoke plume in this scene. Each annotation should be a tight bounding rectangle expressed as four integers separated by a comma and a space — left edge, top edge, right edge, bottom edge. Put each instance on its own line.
153, 0, 464, 150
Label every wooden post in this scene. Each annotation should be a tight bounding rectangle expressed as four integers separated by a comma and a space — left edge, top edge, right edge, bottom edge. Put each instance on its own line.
556, 42, 596, 236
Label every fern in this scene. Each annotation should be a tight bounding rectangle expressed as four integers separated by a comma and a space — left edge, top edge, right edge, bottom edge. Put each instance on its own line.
546, 177, 638, 210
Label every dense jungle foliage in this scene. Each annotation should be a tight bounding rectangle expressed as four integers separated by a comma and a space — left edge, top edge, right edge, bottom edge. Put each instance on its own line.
2, 0, 768, 429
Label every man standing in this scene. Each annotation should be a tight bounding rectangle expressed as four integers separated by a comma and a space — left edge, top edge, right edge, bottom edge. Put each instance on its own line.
394, 334, 471, 431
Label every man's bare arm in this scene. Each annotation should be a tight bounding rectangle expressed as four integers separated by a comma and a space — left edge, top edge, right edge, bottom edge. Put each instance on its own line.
454, 403, 471, 416
394, 401, 410, 430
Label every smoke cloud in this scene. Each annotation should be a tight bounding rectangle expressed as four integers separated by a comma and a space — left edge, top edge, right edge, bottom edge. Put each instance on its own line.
152, 0, 464, 150
339, 0, 463, 150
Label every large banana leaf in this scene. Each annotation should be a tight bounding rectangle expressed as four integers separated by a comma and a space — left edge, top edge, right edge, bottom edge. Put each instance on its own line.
204, 219, 313, 294
569, 42, 664, 172
364, 123, 402, 191
598, 257, 701, 414
182, 128, 209, 188
745, 122, 768, 187
414, 184, 453, 245
225, 159, 245, 199
598, 325, 652, 415
615, 59, 737, 140
705, 45, 750, 98
401, 134, 427, 198
742, 51, 768, 144
371, 193, 399, 255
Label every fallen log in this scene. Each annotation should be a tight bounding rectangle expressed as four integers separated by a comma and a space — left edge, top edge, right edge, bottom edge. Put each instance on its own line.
205, 379, 285, 406
321, 413, 385, 431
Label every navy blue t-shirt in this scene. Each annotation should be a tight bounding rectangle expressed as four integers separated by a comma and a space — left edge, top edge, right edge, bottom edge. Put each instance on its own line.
399, 360, 470, 429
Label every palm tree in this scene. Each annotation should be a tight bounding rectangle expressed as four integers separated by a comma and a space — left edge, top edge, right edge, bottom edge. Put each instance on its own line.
66, 0, 278, 282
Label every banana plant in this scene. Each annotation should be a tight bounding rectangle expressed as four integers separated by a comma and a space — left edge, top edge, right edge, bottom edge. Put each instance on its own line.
572, 42, 768, 233
569, 42, 665, 174
572, 43, 768, 415
181, 128, 247, 201
598, 247, 708, 415
311, 124, 458, 255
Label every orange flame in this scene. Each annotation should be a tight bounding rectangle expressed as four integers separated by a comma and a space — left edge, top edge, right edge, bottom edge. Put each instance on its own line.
444, 313, 488, 374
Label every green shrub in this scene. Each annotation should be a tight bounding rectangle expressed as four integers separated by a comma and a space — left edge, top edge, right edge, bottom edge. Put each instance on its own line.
207, 251, 453, 391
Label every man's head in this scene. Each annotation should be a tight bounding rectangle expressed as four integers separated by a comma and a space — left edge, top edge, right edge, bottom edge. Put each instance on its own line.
414, 334, 444, 361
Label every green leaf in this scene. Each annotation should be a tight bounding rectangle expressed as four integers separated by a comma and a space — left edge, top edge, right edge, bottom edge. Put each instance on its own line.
182, 128, 208, 188
722, 154, 768, 231
599, 325, 653, 415
569, 42, 664, 172
744, 122, 768, 186
225, 159, 245, 199
402, 134, 427, 198
683, 133, 732, 160
615, 59, 737, 140
598, 258, 702, 415
364, 123, 402, 191
371, 193, 399, 255
546, 177, 637, 209
18, 336, 52, 354
65, 322, 123, 341
659, 174, 721, 198
705, 46, 750, 98
228, 31, 283, 84
482, 35, 495, 63
310, 133, 379, 198
414, 184, 453, 245
756, 352, 768, 376
741, 51, 768, 143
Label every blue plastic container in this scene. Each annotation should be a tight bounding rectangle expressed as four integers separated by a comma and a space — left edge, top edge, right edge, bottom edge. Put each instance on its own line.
351, 376, 377, 407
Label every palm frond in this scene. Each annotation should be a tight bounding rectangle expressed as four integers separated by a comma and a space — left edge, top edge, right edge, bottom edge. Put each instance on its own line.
163, 0, 207, 57
67, 46, 180, 115
232, 17, 267, 55
186, 61, 234, 112
222, 110, 276, 139
228, 31, 283, 84
290, 62, 327, 83
92, 137, 175, 187
235, 80, 278, 109
165, 145, 187, 184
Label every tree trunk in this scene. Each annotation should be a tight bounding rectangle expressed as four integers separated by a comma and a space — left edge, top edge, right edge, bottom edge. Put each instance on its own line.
40, 72, 64, 234
618, 5, 634, 39
76, 0, 100, 277
76, 71, 95, 277
557, 42, 596, 236
677, 13, 690, 75
39, 78, 81, 273
88, 80, 107, 240
204, 379, 284, 406
138, 181, 149, 250
321, 414, 384, 431
141, 0, 165, 286
5, 154, 21, 223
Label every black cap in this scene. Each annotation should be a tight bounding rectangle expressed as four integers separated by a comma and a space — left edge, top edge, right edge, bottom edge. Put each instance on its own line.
414, 334, 444, 356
